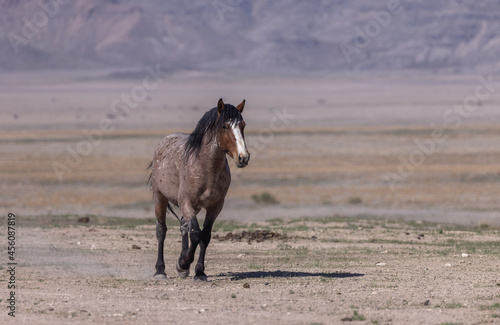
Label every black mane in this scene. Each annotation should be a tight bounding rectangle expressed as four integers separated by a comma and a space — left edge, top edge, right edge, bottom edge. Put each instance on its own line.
184, 104, 243, 160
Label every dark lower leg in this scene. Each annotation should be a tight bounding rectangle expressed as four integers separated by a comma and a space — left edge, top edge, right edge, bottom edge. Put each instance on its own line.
195, 222, 213, 278
179, 216, 189, 260
178, 217, 201, 270
154, 221, 167, 276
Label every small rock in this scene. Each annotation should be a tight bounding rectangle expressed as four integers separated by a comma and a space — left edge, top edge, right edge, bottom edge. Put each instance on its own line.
461, 253, 469, 258
376, 262, 386, 266
243, 283, 250, 289
90, 244, 96, 250
445, 263, 452, 267
424, 300, 430, 306
132, 245, 141, 250
341, 317, 353, 321
78, 216, 90, 223
48, 308, 54, 311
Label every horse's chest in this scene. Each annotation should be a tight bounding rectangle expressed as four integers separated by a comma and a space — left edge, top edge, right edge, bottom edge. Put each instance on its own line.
186, 165, 231, 209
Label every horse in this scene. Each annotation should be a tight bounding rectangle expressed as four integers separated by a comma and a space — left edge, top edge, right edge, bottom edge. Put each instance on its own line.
147, 98, 250, 281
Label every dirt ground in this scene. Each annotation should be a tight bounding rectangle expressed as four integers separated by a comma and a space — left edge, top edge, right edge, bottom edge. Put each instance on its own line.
1, 71, 500, 324
1, 215, 499, 324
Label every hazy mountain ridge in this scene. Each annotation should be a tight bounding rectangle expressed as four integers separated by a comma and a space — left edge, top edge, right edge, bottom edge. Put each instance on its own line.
0, 0, 499, 73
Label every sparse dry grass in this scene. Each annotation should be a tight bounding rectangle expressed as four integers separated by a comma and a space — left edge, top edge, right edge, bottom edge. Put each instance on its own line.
2, 126, 500, 219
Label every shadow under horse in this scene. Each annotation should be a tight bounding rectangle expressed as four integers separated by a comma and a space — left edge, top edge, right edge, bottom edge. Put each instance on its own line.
220, 270, 365, 281
147, 98, 250, 281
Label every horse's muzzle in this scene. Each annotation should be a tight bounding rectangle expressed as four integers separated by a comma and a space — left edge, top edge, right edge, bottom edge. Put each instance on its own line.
237, 153, 250, 168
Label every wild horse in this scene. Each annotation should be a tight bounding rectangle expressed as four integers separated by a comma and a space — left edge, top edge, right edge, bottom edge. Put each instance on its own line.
147, 98, 250, 281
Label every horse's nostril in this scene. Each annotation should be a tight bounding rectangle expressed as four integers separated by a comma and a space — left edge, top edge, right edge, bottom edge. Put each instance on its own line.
238, 155, 248, 165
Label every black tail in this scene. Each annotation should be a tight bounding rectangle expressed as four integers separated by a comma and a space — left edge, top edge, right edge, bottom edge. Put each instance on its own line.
167, 203, 180, 221
146, 160, 180, 222
146, 161, 153, 191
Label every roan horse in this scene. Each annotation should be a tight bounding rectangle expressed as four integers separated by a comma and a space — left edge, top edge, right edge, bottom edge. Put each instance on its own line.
147, 98, 250, 281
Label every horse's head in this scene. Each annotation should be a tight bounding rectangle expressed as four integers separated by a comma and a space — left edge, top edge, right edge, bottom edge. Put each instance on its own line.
216, 98, 250, 168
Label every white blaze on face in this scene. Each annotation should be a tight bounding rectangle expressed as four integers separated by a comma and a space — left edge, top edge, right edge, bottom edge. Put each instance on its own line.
230, 121, 248, 157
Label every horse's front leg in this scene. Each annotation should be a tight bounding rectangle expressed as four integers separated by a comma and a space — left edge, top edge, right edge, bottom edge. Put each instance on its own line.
193, 219, 214, 281
176, 216, 192, 278
176, 205, 202, 278
194, 203, 223, 281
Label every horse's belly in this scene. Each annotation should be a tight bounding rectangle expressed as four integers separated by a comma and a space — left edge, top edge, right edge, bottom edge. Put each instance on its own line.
154, 165, 180, 203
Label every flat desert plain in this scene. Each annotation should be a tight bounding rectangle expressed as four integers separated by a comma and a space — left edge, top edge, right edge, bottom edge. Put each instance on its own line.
0, 71, 499, 324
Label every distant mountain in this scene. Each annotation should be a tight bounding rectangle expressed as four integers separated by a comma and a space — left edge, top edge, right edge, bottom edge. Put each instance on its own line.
1, 0, 499, 73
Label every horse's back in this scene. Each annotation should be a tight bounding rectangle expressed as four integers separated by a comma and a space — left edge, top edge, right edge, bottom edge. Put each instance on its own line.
154, 133, 188, 160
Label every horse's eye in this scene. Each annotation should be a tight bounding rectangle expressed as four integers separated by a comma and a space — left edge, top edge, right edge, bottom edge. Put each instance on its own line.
223, 124, 228, 130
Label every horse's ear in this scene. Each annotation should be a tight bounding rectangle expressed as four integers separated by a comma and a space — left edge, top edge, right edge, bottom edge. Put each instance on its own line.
236, 99, 245, 113
217, 98, 225, 115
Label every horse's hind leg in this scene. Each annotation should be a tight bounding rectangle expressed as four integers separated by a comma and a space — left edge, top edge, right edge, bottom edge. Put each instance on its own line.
154, 192, 168, 278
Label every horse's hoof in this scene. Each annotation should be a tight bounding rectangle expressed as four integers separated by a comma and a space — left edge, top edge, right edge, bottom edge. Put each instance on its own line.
153, 272, 167, 279
176, 261, 190, 278
194, 275, 208, 282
